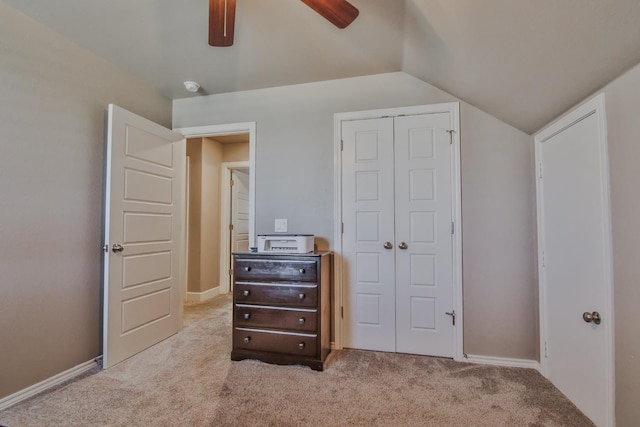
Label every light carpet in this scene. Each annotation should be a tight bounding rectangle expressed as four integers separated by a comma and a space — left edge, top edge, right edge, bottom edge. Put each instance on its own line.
0, 293, 592, 426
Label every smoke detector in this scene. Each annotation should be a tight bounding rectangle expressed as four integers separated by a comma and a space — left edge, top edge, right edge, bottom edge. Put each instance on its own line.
183, 81, 200, 93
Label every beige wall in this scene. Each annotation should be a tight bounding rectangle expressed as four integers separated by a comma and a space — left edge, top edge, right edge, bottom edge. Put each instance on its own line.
200, 138, 224, 292
186, 138, 225, 293
0, 2, 171, 400
173, 72, 538, 361
598, 63, 640, 427
223, 142, 250, 163
186, 139, 203, 293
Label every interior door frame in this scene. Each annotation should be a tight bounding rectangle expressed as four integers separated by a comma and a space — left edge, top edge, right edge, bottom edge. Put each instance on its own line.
332, 103, 463, 361
219, 161, 250, 293
174, 121, 257, 264
534, 93, 614, 426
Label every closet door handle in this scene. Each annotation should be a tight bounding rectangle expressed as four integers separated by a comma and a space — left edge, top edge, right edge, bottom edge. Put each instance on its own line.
383, 241, 393, 250
398, 242, 408, 250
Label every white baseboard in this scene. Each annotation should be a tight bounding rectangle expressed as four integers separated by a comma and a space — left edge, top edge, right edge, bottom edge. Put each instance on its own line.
0, 358, 98, 411
463, 354, 541, 371
186, 286, 220, 303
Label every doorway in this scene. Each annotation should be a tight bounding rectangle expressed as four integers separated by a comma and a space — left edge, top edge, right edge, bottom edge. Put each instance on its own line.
219, 163, 250, 294
175, 122, 257, 303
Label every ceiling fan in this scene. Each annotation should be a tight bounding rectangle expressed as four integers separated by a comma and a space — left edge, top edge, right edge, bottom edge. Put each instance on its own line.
209, 0, 360, 47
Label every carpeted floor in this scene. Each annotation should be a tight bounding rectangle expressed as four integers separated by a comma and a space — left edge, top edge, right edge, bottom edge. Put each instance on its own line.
0, 294, 593, 427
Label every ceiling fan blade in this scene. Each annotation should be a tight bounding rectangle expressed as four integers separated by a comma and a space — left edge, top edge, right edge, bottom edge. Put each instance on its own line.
300, 0, 359, 29
209, 0, 236, 47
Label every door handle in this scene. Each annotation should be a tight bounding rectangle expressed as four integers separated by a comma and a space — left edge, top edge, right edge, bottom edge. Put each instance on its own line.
398, 242, 408, 250
583, 311, 601, 325
112, 244, 124, 253
383, 241, 393, 250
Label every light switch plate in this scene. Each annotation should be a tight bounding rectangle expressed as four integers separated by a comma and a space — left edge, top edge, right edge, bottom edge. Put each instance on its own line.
275, 219, 287, 233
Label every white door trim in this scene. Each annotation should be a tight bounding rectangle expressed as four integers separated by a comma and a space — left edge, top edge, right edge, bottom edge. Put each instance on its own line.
173, 123, 257, 250
219, 161, 250, 293
535, 93, 614, 427
332, 103, 463, 361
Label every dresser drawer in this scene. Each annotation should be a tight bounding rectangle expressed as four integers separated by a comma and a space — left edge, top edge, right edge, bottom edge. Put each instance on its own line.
234, 259, 317, 282
235, 304, 317, 332
234, 328, 317, 357
234, 283, 317, 307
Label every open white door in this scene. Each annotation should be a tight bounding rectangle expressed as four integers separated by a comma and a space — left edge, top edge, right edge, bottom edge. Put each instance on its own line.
103, 104, 186, 369
231, 169, 250, 253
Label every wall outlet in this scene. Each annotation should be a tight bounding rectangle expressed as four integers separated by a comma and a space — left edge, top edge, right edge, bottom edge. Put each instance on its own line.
275, 219, 288, 233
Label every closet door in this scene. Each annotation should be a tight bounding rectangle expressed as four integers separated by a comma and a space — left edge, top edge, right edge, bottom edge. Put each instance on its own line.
341, 118, 396, 351
341, 112, 456, 357
394, 113, 454, 357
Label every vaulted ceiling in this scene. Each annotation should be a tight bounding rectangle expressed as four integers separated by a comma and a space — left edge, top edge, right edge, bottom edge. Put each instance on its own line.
5, 0, 640, 134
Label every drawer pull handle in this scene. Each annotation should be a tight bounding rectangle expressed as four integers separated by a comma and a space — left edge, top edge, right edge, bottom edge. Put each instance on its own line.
243, 336, 251, 344
244, 266, 251, 272
243, 313, 251, 320
298, 317, 305, 325
243, 290, 250, 297
299, 268, 306, 274
298, 293, 305, 301
298, 342, 305, 350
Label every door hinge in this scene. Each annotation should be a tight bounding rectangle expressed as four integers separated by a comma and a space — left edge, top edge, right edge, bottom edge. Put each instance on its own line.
230, 179, 234, 186
445, 310, 456, 326
229, 269, 233, 276
102, 244, 108, 253
229, 224, 234, 231
451, 222, 455, 235
341, 306, 344, 318
446, 129, 455, 144
341, 140, 344, 151
538, 163, 543, 179
542, 251, 546, 268
341, 222, 344, 234
544, 341, 548, 358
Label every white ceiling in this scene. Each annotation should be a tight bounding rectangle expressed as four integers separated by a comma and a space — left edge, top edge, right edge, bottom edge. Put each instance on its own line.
5, 0, 640, 134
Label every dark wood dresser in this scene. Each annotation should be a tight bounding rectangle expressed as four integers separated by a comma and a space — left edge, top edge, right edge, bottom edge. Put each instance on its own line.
231, 251, 331, 371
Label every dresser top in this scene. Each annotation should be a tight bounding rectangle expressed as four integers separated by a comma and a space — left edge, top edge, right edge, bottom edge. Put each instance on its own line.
233, 251, 331, 259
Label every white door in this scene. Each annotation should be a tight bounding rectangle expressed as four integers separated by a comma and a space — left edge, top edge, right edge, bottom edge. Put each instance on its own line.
103, 104, 185, 369
341, 118, 396, 352
394, 114, 454, 357
342, 113, 455, 357
231, 169, 250, 253
536, 95, 613, 427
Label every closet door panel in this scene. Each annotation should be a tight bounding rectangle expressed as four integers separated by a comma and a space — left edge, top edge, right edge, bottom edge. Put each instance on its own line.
341, 118, 396, 352
394, 113, 454, 357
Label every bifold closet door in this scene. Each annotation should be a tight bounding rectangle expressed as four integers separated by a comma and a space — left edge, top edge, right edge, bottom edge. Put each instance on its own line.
342, 113, 455, 358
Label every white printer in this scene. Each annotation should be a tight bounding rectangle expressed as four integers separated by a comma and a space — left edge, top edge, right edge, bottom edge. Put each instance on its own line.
257, 234, 314, 254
